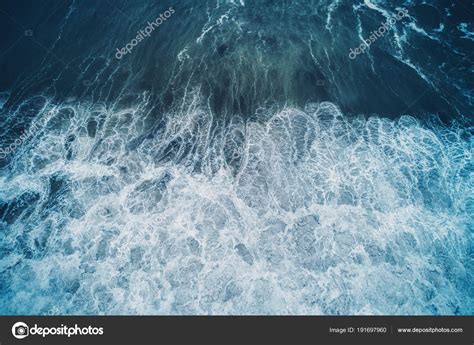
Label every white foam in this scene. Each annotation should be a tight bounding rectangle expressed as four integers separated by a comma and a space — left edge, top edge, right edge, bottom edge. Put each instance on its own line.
0, 99, 472, 315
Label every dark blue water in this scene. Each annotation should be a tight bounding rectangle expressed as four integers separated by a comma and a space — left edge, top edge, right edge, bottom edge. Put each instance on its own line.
0, 0, 472, 315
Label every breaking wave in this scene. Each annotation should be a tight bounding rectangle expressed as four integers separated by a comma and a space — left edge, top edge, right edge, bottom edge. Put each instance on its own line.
0, 95, 472, 314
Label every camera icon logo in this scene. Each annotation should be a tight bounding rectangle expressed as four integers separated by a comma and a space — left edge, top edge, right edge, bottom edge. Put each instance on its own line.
12, 322, 29, 339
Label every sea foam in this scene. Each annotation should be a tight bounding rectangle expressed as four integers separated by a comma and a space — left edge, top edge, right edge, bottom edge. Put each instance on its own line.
0, 98, 472, 315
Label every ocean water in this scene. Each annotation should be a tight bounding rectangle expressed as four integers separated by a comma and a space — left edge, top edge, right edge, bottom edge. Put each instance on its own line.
0, 0, 472, 315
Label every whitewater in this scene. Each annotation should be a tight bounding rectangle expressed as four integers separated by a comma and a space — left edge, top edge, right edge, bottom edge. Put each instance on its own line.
0, 94, 471, 314
0, 0, 473, 315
